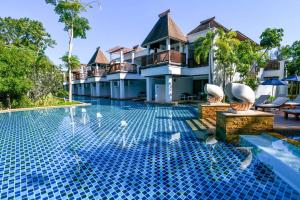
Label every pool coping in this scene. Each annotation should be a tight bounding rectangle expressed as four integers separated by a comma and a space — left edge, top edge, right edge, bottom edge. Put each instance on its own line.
267, 132, 300, 148
0, 102, 91, 113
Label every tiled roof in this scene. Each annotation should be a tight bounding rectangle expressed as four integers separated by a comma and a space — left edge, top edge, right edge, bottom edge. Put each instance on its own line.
108, 46, 133, 54
188, 17, 256, 43
141, 9, 187, 47
88, 47, 109, 65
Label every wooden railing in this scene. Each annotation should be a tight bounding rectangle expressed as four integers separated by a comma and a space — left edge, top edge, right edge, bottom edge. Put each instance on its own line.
141, 50, 186, 67
264, 60, 280, 71
74, 73, 87, 80
87, 68, 106, 77
108, 63, 137, 73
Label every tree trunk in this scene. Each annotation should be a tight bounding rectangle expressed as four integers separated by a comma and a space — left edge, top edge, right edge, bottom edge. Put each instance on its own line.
68, 28, 74, 102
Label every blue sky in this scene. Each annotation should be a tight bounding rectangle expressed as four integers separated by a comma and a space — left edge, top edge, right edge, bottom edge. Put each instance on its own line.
1, 0, 300, 65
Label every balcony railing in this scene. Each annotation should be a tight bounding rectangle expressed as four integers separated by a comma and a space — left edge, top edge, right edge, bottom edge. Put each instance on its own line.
87, 68, 107, 77
74, 73, 87, 80
264, 60, 280, 71
108, 63, 137, 74
141, 50, 186, 67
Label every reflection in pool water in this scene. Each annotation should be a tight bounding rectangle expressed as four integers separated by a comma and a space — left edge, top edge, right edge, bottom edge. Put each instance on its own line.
0, 96, 298, 199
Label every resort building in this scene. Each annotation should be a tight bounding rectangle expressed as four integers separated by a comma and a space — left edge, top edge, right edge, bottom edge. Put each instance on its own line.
68, 9, 286, 102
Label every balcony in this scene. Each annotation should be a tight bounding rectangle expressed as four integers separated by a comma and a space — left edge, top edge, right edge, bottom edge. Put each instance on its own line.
74, 73, 87, 80
108, 63, 137, 74
141, 50, 186, 67
87, 68, 107, 77
264, 60, 280, 71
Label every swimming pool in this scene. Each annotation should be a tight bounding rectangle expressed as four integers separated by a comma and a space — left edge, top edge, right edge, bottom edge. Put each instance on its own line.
0, 97, 299, 199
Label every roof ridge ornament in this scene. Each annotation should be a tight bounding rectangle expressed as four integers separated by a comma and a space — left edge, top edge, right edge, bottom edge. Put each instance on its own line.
159, 9, 170, 18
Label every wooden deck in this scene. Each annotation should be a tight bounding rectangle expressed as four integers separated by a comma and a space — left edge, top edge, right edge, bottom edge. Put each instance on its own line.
273, 110, 300, 135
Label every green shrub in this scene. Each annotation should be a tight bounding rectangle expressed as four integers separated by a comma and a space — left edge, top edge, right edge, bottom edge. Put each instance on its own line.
11, 96, 33, 108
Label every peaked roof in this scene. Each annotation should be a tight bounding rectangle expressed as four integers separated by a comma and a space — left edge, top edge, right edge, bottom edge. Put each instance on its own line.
88, 47, 109, 65
141, 9, 187, 47
187, 17, 256, 43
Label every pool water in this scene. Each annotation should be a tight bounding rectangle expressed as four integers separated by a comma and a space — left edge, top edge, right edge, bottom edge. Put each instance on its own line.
0, 97, 299, 200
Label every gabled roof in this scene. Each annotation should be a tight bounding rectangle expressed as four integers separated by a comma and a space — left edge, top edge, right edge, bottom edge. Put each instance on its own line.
108, 46, 133, 54
188, 17, 256, 43
88, 47, 109, 65
141, 9, 187, 47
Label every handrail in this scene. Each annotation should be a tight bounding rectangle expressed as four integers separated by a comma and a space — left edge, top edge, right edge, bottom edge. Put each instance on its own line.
141, 50, 186, 67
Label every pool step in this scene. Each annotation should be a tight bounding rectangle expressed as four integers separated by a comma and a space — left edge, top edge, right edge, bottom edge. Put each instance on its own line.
186, 118, 216, 132
240, 134, 300, 193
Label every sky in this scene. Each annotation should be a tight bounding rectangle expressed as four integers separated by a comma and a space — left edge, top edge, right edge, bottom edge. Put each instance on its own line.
1, 0, 300, 66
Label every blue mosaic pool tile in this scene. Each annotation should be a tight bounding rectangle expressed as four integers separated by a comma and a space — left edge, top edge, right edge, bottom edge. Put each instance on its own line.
0, 97, 299, 199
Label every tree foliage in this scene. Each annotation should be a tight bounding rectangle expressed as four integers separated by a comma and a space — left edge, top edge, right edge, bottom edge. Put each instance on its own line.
194, 27, 283, 90
281, 40, 300, 75
259, 28, 284, 51
0, 17, 64, 109
0, 17, 56, 53
46, 0, 92, 101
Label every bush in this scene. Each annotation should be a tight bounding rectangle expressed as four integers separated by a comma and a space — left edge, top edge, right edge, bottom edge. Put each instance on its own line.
11, 96, 33, 108
55, 89, 68, 98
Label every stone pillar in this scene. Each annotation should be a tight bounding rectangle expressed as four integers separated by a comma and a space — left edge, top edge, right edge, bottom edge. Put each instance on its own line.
165, 75, 173, 103
119, 79, 125, 99
110, 81, 113, 98
146, 77, 153, 102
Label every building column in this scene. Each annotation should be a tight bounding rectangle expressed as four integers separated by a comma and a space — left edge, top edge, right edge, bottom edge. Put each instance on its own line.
81, 84, 85, 95
185, 45, 189, 66
96, 82, 100, 97
119, 79, 125, 99
146, 77, 153, 102
165, 75, 173, 103
90, 83, 94, 97
110, 81, 113, 99
166, 38, 171, 50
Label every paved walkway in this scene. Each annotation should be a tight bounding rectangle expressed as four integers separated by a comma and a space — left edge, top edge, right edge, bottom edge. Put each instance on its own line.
273, 110, 300, 135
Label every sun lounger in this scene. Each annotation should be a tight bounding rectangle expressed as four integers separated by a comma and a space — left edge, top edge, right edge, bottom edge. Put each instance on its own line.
283, 109, 300, 120
255, 97, 289, 112
284, 95, 300, 108
254, 95, 270, 109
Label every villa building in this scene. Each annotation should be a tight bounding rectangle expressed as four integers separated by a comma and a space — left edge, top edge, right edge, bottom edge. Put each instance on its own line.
67, 9, 285, 102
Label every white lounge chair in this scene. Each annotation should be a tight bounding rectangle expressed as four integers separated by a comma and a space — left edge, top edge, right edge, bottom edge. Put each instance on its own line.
255, 97, 289, 112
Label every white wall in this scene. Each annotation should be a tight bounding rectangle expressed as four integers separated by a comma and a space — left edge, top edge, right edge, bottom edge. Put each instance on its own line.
261, 61, 285, 80
255, 85, 288, 98
172, 77, 193, 100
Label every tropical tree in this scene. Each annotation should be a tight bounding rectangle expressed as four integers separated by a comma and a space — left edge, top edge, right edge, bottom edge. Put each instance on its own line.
0, 17, 56, 53
0, 45, 34, 108
194, 29, 240, 88
281, 40, 300, 75
259, 28, 284, 56
46, 0, 93, 101
0, 17, 65, 108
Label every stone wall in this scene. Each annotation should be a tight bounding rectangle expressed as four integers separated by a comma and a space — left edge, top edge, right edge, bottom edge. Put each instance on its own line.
216, 111, 274, 144
199, 104, 230, 120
